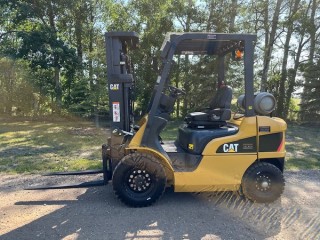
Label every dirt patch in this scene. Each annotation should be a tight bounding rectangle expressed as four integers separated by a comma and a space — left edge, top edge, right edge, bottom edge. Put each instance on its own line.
0, 170, 319, 239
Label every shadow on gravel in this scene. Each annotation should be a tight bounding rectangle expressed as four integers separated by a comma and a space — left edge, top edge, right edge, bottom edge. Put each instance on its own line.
1, 186, 284, 240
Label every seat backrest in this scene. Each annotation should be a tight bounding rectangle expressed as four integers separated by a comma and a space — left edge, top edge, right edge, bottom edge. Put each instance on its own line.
209, 86, 232, 109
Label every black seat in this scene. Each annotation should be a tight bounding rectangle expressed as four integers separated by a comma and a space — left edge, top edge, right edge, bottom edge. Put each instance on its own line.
185, 86, 233, 128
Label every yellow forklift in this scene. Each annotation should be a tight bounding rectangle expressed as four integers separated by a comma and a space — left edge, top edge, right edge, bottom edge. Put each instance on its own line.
29, 32, 287, 207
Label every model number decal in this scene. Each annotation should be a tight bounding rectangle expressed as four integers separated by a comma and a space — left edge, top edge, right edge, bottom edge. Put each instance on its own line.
216, 137, 257, 153
259, 126, 271, 132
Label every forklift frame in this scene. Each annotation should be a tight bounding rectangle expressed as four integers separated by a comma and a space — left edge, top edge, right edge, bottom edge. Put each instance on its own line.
27, 32, 286, 208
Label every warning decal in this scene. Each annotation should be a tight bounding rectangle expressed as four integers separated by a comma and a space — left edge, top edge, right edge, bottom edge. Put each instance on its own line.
112, 102, 120, 122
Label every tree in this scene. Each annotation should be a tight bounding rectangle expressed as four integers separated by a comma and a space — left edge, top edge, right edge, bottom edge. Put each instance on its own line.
300, 0, 320, 120
276, 0, 301, 118
0, 58, 35, 116
260, 0, 284, 92
284, 0, 314, 118
0, 0, 319, 121
300, 59, 320, 121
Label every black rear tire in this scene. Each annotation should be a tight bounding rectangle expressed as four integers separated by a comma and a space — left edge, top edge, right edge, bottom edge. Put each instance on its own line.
242, 162, 285, 203
112, 153, 167, 207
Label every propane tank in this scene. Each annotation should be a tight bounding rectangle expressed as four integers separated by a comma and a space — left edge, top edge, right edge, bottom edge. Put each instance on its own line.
254, 92, 276, 115
237, 94, 245, 109
237, 92, 276, 115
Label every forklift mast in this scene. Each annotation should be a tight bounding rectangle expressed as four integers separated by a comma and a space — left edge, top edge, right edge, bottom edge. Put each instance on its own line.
105, 32, 139, 131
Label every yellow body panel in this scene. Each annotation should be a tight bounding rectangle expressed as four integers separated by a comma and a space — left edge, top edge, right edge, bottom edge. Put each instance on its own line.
174, 116, 258, 192
257, 116, 287, 135
258, 152, 286, 159
126, 114, 286, 193
125, 146, 174, 172
202, 116, 257, 155
129, 116, 147, 147
174, 155, 256, 192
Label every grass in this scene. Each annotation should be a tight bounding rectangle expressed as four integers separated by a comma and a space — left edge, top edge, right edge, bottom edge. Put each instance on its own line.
285, 123, 320, 170
0, 118, 107, 173
0, 118, 319, 173
161, 121, 183, 141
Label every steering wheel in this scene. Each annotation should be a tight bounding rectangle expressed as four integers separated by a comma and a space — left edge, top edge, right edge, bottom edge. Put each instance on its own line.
168, 85, 186, 96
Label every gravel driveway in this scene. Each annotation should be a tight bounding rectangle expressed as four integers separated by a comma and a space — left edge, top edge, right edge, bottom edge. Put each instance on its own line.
0, 170, 319, 240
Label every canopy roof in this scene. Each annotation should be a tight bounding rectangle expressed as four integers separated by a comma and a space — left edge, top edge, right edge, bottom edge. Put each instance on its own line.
161, 32, 256, 56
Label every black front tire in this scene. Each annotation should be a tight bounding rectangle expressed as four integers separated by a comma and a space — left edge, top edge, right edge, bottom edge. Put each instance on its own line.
112, 153, 167, 207
242, 162, 285, 203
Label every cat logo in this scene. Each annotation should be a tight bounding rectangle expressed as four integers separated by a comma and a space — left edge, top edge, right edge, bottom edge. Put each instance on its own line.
110, 84, 119, 90
223, 143, 239, 153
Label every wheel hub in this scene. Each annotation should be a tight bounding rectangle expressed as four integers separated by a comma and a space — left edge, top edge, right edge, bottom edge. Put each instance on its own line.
127, 169, 151, 192
255, 174, 271, 191
261, 181, 269, 188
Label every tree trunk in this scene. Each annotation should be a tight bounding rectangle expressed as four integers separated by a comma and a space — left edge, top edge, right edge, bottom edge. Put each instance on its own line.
261, 0, 283, 91
308, 0, 317, 64
206, 0, 214, 32
300, 0, 318, 118
277, 0, 300, 118
285, 34, 307, 118
225, 0, 238, 72
75, 4, 83, 62
229, 0, 237, 32
6, 76, 13, 116
284, 0, 313, 118
54, 66, 62, 113
175, 57, 181, 118
48, 1, 62, 114
182, 1, 192, 117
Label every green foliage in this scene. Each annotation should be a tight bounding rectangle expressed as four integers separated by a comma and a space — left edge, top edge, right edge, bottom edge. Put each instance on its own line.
0, 58, 36, 116
161, 121, 183, 140
17, 26, 79, 72
0, 0, 319, 121
300, 60, 320, 121
287, 98, 300, 121
0, 0, 109, 117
